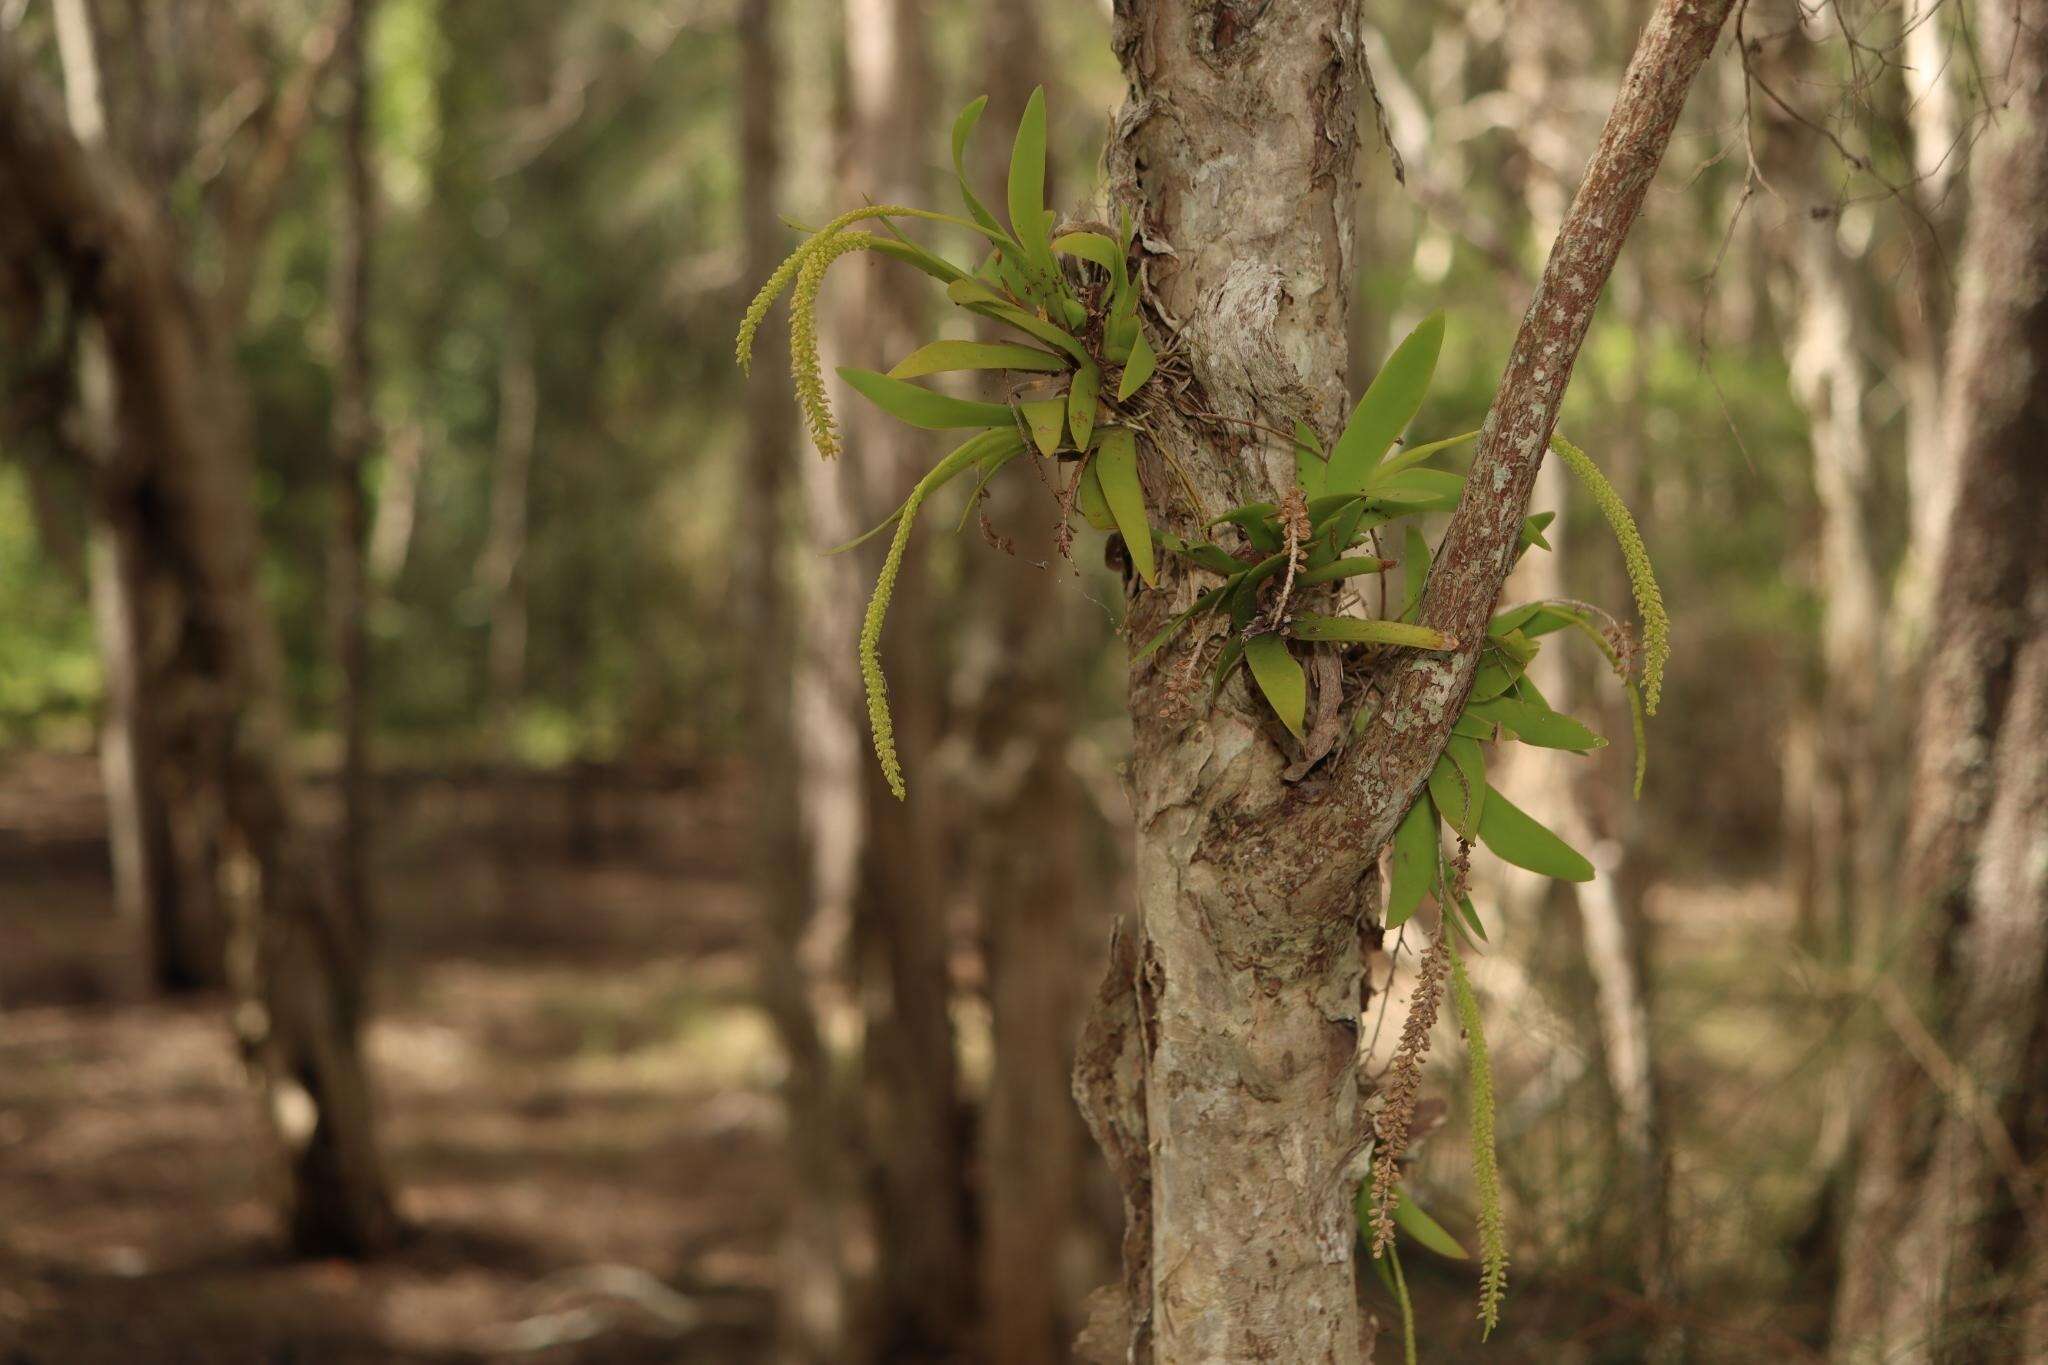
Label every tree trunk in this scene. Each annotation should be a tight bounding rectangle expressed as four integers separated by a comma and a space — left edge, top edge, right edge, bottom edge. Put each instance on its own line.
1761, 6, 1889, 961
737, 1, 850, 1357
0, 35, 399, 1256
835, 0, 974, 1355
1075, 2, 1733, 1358
52, 0, 227, 992
1831, 1, 2048, 1356
328, 0, 376, 939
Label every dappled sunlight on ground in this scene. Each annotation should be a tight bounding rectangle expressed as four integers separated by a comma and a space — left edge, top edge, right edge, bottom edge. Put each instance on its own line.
0, 754, 780, 1363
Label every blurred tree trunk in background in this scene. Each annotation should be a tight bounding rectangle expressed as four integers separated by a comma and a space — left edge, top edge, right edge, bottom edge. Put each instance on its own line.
967, 11, 1088, 1361
1832, 0, 2048, 1355
53, 0, 222, 991
0, 14, 397, 1256
1757, 4, 1891, 962
737, 0, 850, 1357
1889, 0, 1964, 652
328, 0, 377, 942
836, 0, 975, 1354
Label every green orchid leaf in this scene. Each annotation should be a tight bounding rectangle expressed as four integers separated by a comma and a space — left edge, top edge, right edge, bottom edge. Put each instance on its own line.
1325, 311, 1445, 497
1456, 892, 1488, 941
1295, 556, 1393, 586
1453, 712, 1496, 740
1467, 657, 1522, 703
1477, 783, 1595, 881
1018, 396, 1067, 457
1244, 633, 1306, 739
1068, 364, 1100, 452
888, 340, 1065, 379
1075, 457, 1115, 532
1287, 615, 1456, 650
1394, 1188, 1471, 1260
1118, 328, 1157, 400
1093, 427, 1154, 586
1388, 797, 1438, 929
1007, 87, 1055, 288
839, 368, 1013, 431
1429, 735, 1487, 839
950, 96, 1018, 250
1370, 428, 1479, 485
1470, 697, 1605, 752
1403, 525, 1431, 618
1050, 230, 1119, 271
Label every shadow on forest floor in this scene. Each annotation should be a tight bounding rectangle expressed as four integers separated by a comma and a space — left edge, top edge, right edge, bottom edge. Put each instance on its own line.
0, 751, 777, 1363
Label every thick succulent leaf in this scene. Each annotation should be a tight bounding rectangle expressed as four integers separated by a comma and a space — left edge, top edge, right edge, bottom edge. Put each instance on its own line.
1370, 428, 1479, 485
1387, 797, 1438, 929
1018, 396, 1067, 457
950, 96, 1016, 249
1477, 784, 1595, 881
1175, 542, 1247, 576
1489, 603, 1545, 637
888, 339, 1064, 379
1395, 1188, 1471, 1260
1470, 697, 1605, 752
1050, 230, 1119, 271
1456, 892, 1488, 941
1068, 364, 1100, 452
1295, 555, 1393, 586
1074, 458, 1115, 531
825, 428, 1022, 554
1287, 614, 1456, 650
1006, 87, 1055, 289
839, 368, 1013, 430
1324, 311, 1445, 496
1467, 657, 1522, 702
1244, 633, 1306, 739
861, 234, 968, 284
1429, 735, 1487, 838
1212, 505, 1284, 554
1093, 428, 1154, 586
1453, 712, 1495, 740
1117, 327, 1156, 400
1403, 525, 1431, 617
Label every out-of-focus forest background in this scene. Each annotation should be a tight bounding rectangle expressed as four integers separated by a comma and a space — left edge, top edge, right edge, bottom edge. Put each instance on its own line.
0, 0, 2039, 1362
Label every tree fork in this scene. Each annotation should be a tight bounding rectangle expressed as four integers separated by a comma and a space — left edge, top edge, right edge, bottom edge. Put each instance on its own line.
1077, 1, 1734, 1358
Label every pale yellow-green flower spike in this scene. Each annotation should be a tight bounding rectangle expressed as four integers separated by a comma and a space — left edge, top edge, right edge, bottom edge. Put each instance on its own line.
1448, 939, 1509, 1340
790, 232, 875, 460
735, 204, 973, 374
860, 478, 931, 800
1551, 433, 1668, 715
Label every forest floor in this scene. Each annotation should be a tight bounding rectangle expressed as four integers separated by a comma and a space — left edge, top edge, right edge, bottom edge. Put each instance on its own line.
0, 751, 777, 1364
0, 751, 1842, 1363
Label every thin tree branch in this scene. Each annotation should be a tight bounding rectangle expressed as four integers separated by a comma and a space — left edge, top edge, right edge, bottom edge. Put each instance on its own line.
1235, 0, 1738, 912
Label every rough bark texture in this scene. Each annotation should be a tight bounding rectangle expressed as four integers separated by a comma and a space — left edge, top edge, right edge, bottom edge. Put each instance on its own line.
0, 34, 399, 1256
1831, 1, 2048, 1356
737, 2, 850, 1357
1078, 2, 1733, 1358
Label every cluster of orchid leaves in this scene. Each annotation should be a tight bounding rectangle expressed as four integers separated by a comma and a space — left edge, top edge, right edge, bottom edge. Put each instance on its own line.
737, 88, 1672, 1351
736, 87, 1163, 799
